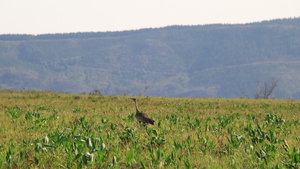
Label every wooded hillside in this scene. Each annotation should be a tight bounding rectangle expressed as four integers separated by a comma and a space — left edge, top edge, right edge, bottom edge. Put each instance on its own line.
1, 18, 300, 98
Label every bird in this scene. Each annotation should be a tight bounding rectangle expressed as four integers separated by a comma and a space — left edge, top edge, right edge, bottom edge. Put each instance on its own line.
131, 98, 155, 125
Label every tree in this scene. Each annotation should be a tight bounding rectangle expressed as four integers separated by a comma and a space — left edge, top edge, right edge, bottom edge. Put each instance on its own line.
254, 78, 279, 99
138, 86, 150, 96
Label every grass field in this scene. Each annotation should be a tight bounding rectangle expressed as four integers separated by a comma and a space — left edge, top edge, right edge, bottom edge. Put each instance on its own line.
0, 90, 299, 168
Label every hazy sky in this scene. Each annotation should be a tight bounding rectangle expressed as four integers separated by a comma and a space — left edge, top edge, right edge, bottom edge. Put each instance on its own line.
1, 0, 300, 35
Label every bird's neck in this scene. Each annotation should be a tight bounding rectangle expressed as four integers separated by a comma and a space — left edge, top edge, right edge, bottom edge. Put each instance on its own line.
134, 101, 140, 112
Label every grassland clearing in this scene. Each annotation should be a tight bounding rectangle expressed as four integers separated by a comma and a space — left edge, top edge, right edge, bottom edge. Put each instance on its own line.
0, 90, 299, 168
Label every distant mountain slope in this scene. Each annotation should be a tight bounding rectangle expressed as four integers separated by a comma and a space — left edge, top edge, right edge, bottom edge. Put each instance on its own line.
1, 18, 300, 98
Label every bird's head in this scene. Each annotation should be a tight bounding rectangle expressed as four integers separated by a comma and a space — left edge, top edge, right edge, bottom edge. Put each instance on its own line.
131, 98, 137, 102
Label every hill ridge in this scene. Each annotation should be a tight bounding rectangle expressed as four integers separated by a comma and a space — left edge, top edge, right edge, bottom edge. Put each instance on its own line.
1, 17, 300, 98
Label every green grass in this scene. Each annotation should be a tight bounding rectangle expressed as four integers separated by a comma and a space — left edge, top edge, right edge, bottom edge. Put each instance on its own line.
0, 90, 299, 168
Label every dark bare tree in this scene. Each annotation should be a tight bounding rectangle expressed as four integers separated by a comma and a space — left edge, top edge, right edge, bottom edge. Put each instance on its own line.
254, 78, 279, 99
131, 98, 155, 125
138, 86, 150, 96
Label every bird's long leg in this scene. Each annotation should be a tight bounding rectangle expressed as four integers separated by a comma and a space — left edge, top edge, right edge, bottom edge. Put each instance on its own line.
138, 121, 148, 129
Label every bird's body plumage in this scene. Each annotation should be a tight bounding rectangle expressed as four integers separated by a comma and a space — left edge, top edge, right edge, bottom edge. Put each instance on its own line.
131, 98, 155, 125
